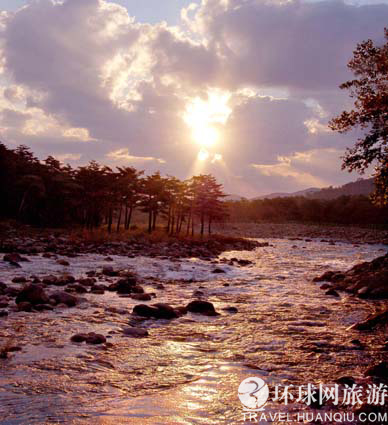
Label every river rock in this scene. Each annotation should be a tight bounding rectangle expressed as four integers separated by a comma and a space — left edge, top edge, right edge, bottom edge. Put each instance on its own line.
102, 266, 118, 277
122, 327, 149, 338
365, 361, 388, 380
116, 277, 138, 294
17, 301, 33, 312
153, 303, 179, 319
133, 304, 159, 318
186, 300, 219, 316
325, 289, 340, 297
16, 284, 50, 305
78, 278, 96, 286
351, 309, 388, 331
70, 332, 106, 344
49, 291, 78, 307
212, 268, 226, 274
12, 276, 27, 283
131, 293, 152, 301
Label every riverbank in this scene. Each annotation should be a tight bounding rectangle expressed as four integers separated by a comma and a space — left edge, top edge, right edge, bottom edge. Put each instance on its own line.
214, 222, 388, 245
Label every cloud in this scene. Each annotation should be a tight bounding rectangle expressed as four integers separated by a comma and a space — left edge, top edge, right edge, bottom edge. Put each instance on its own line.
107, 147, 165, 164
0, 0, 387, 196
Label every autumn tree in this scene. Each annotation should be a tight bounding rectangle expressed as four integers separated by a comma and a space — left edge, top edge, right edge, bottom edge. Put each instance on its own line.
330, 28, 388, 205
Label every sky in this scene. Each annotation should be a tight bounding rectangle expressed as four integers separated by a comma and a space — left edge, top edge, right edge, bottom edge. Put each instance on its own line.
0, 0, 387, 197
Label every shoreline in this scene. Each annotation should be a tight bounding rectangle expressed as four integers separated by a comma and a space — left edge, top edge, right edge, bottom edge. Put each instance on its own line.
213, 222, 388, 245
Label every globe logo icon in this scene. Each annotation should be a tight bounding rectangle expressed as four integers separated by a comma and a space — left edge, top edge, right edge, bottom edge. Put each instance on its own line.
238, 377, 269, 410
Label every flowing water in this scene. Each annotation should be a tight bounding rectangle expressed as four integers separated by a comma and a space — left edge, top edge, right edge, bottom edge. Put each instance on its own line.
0, 239, 387, 424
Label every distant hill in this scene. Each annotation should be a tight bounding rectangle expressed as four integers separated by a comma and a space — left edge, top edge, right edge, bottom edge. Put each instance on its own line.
225, 194, 246, 201
254, 187, 320, 200
252, 178, 375, 201
307, 178, 374, 200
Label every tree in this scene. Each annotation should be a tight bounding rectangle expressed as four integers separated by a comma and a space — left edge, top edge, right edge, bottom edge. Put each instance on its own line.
329, 28, 388, 205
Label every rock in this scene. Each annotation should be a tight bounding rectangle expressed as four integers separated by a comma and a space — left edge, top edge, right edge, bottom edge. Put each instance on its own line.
4, 253, 28, 263
49, 291, 78, 307
351, 309, 388, 331
152, 303, 179, 319
71, 333, 88, 343
223, 306, 238, 314
0, 282, 7, 293
325, 289, 340, 297
320, 283, 332, 290
212, 268, 226, 274
34, 303, 54, 311
17, 301, 33, 312
156, 283, 165, 290
90, 285, 106, 294
186, 300, 219, 316
131, 293, 152, 301
336, 376, 356, 386
42, 275, 59, 285
56, 259, 69, 266
102, 266, 118, 277
66, 284, 87, 294
85, 333, 106, 344
132, 303, 179, 319
71, 332, 106, 344
16, 284, 49, 305
365, 361, 388, 380
133, 304, 159, 318
237, 259, 253, 266
12, 276, 27, 283
122, 327, 149, 338
78, 278, 96, 287
0, 310, 8, 317
116, 277, 138, 294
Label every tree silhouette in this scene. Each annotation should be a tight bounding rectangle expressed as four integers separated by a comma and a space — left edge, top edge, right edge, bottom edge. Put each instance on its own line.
330, 28, 388, 205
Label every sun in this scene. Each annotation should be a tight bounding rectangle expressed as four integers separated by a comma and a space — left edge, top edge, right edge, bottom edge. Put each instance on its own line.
183, 89, 231, 149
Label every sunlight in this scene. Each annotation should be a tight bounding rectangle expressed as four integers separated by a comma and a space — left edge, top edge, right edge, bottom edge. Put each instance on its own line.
198, 148, 210, 161
183, 89, 231, 149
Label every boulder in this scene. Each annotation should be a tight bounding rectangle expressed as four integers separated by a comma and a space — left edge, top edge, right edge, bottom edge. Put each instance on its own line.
325, 289, 340, 297
4, 253, 28, 263
131, 293, 152, 301
116, 277, 138, 294
365, 361, 388, 380
122, 327, 149, 338
186, 300, 219, 316
49, 291, 78, 307
17, 301, 33, 312
70, 332, 106, 344
133, 304, 159, 318
78, 278, 96, 287
212, 268, 226, 274
56, 259, 70, 266
352, 310, 388, 331
102, 266, 118, 277
16, 284, 50, 305
12, 276, 27, 283
152, 303, 179, 319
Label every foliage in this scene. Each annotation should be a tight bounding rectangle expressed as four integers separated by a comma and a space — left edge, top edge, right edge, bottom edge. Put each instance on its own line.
0, 143, 227, 235
329, 28, 388, 205
226, 195, 388, 227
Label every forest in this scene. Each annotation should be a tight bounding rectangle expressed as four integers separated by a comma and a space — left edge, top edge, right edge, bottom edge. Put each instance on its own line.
226, 195, 388, 227
0, 143, 227, 235
1, 143, 388, 232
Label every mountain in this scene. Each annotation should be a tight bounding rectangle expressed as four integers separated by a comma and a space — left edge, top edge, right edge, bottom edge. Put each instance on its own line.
253, 178, 375, 200
307, 178, 374, 200
225, 194, 246, 201
254, 187, 320, 200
